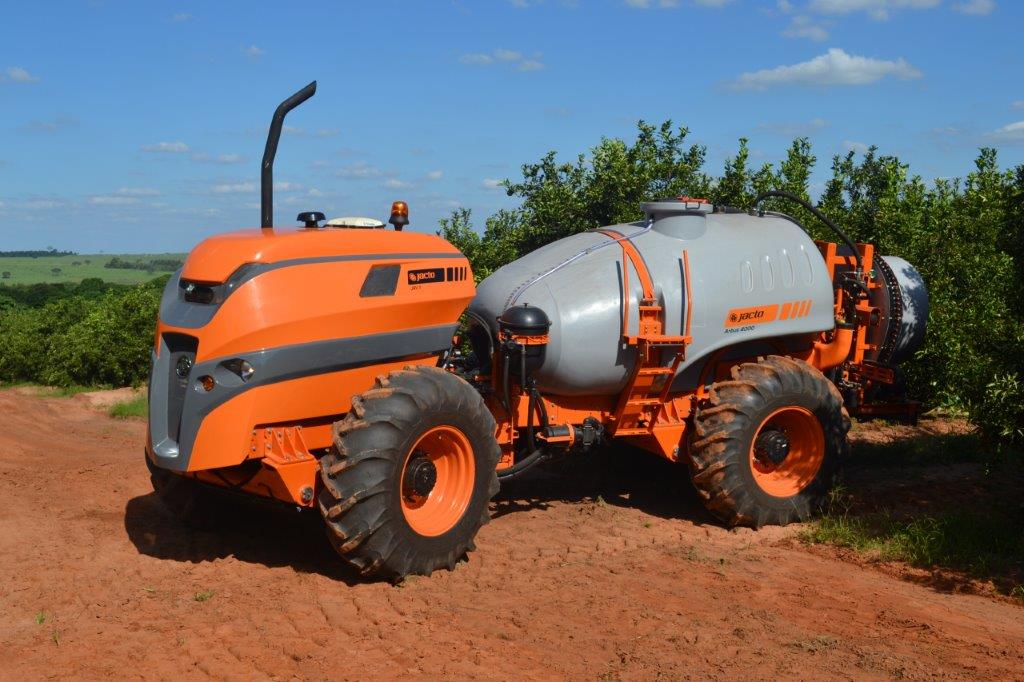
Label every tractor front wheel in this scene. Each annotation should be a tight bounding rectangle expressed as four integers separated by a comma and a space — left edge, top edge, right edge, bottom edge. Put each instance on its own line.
688, 355, 851, 527
318, 366, 500, 581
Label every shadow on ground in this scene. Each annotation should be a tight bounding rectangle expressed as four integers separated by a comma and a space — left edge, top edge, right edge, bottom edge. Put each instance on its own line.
123, 492, 363, 583
493, 444, 713, 525
124, 445, 714, 577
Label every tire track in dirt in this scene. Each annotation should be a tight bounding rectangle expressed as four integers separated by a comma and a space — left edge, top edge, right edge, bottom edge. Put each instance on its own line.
0, 389, 1021, 680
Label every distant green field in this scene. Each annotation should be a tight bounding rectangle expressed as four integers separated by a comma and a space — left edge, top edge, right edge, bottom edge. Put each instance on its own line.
0, 253, 185, 285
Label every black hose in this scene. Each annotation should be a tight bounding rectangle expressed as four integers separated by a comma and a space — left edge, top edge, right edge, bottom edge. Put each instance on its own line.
753, 190, 863, 273
501, 351, 512, 416
496, 447, 547, 481
497, 386, 551, 482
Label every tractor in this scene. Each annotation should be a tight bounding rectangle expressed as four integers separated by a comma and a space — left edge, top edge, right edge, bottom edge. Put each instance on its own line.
145, 82, 928, 580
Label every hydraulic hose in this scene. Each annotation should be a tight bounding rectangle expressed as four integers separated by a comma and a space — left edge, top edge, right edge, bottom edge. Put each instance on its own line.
497, 386, 552, 481
753, 190, 863, 274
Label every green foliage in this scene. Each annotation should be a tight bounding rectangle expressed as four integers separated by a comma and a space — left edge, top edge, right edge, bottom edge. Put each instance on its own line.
0, 281, 161, 387
105, 256, 183, 272
440, 120, 1024, 453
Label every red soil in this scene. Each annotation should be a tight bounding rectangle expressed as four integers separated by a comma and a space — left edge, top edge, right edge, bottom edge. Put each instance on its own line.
0, 390, 1021, 679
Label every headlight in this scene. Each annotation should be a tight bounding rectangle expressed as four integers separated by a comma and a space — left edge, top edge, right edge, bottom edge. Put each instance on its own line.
222, 358, 255, 382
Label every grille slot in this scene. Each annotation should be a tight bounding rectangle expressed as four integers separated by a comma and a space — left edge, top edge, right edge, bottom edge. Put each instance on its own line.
163, 332, 198, 442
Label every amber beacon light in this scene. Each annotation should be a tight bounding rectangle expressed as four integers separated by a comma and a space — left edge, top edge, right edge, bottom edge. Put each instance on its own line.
389, 200, 409, 231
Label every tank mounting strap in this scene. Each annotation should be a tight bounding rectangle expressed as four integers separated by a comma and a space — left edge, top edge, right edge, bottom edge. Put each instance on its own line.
595, 233, 694, 436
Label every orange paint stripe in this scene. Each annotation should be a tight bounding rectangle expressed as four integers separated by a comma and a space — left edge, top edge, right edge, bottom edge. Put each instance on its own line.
780, 302, 793, 320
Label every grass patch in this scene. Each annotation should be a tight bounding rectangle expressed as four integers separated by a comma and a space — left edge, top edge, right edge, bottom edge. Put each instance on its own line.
850, 429, 988, 466
193, 589, 215, 602
0, 252, 184, 285
109, 394, 147, 419
802, 489, 1024, 593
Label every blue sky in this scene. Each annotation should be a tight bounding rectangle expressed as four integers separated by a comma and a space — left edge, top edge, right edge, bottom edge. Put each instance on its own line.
1, 0, 1021, 253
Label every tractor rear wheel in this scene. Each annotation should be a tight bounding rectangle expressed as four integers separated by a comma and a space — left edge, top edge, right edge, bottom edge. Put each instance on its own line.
688, 355, 850, 527
318, 366, 501, 581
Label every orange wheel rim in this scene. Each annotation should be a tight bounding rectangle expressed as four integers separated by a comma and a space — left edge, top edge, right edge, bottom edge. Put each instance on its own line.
400, 425, 476, 537
748, 406, 825, 498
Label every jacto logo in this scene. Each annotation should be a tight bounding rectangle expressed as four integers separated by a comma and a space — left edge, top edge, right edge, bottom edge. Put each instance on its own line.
409, 271, 437, 283
723, 299, 814, 329
724, 304, 779, 328
407, 267, 444, 284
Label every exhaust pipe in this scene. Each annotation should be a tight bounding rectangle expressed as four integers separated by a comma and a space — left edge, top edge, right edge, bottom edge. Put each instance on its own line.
261, 81, 317, 229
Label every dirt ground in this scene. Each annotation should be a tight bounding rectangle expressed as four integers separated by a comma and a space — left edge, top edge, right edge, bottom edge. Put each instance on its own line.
1, 390, 1022, 680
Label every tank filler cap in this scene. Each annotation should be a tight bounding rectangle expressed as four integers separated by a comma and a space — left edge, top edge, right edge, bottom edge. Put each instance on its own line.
641, 198, 714, 217
498, 304, 551, 337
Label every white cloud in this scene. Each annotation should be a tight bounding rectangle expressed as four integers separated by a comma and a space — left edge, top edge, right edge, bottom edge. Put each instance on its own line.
141, 141, 189, 153
171, 12, 191, 22
952, 0, 995, 14
383, 178, 412, 189
116, 187, 160, 196
782, 15, 829, 41
483, 178, 505, 190
625, 0, 679, 7
988, 121, 1024, 142
19, 116, 76, 133
243, 45, 265, 58
809, 0, 939, 20
693, 0, 734, 5
426, 170, 444, 181
758, 118, 829, 135
843, 140, 870, 153
191, 152, 246, 164
777, 0, 795, 10
1013, 101, 1024, 110
728, 48, 922, 90
337, 163, 383, 179
3, 66, 39, 83
23, 199, 61, 209
460, 53, 494, 66
494, 49, 523, 61
211, 181, 256, 194
460, 49, 545, 71
273, 181, 301, 191
283, 126, 340, 138
307, 188, 326, 197
89, 195, 139, 206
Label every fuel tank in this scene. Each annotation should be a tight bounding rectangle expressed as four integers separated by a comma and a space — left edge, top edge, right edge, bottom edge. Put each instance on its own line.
469, 200, 837, 396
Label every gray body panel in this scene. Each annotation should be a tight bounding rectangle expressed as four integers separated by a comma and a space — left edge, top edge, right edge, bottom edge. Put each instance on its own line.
469, 209, 835, 396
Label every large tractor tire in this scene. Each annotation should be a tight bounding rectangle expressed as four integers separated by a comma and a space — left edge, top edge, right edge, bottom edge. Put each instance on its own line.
688, 355, 851, 527
145, 453, 223, 528
319, 366, 501, 581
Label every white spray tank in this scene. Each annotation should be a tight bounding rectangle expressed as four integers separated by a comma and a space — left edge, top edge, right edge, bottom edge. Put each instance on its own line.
468, 200, 844, 396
